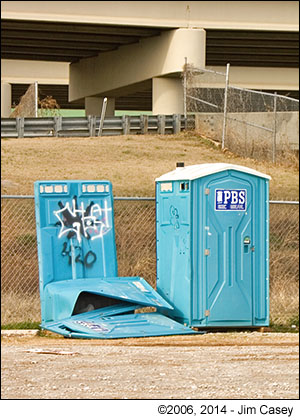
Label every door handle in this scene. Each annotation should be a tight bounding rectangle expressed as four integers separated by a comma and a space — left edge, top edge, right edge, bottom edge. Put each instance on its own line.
243, 236, 251, 253
243, 236, 251, 245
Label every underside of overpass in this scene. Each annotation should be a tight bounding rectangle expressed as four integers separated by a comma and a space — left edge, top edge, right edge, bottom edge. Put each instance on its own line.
1, 11, 299, 116
2, 19, 298, 67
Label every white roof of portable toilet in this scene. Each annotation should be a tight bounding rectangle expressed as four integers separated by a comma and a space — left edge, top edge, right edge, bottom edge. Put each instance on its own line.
155, 163, 271, 182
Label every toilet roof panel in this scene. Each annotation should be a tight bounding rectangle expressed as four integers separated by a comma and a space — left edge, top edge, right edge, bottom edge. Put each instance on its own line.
155, 163, 271, 182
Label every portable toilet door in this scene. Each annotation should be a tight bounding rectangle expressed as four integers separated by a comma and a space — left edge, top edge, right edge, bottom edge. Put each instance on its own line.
155, 163, 271, 328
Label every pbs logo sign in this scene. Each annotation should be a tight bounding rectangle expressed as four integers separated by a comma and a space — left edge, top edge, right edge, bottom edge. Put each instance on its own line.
215, 189, 247, 211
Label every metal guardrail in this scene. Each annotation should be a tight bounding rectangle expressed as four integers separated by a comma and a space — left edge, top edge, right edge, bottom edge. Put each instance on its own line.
1, 114, 187, 138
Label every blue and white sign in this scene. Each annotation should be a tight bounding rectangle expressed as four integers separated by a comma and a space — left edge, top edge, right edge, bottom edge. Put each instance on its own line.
215, 189, 247, 211
73, 320, 110, 332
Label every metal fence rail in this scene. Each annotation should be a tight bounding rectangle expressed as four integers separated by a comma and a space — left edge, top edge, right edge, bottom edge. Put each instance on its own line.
1, 196, 299, 327
1, 114, 185, 138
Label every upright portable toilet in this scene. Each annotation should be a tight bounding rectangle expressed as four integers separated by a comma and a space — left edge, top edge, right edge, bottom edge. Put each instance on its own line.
155, 163, 271, 328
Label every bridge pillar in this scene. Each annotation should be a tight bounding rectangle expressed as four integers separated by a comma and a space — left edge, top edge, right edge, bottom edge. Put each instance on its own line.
152, 77, 184, 115
1, 83, 12, 117
85, 96, 115, 116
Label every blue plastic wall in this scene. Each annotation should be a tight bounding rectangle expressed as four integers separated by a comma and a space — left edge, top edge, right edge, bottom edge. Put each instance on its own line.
156, 169, 269, 327
34, 180, 118, 323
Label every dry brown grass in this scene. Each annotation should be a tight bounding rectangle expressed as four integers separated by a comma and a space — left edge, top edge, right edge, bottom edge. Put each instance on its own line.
1, 132, 298, 199
1, 132, 298, 327
1, 292, 40, 325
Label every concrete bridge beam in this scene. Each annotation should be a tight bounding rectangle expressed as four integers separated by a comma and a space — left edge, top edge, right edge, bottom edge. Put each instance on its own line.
70, 28, 206, 113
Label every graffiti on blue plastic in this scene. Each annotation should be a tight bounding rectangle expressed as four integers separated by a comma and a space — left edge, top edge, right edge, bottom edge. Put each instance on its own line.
61, 242, 97, 268
215, 189, 247, 211
54, 195, 112, 243
73, 320, 109, 332
170, 205, 180, 229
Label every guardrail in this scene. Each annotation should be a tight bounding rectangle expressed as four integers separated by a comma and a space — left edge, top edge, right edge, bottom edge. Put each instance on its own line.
1, 114, 187, 138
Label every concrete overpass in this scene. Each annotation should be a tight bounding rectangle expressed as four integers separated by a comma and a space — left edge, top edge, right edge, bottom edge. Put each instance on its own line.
1, 1, 299, 117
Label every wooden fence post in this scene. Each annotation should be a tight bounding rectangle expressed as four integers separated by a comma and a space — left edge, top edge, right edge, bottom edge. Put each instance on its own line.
140, 115, 148, 134
122, 115, 130, 135
173, 114, 181, 134
16, 117, 24, 138
157, 115, 165, 134
88, 115, 96, 137
54, 116, 62, 137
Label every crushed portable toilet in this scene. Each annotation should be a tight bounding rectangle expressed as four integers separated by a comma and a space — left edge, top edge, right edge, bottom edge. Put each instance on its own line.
34, 180, 199, 338
155, 163, 271, 328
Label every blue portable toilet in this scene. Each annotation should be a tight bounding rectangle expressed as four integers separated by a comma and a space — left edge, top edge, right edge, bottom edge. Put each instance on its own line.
34, 180, 118, 324
155, 163, 271, 328
34, 179, 199, 338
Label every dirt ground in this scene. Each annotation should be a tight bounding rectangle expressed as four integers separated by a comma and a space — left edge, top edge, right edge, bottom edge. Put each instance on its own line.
1, 331, 299, 399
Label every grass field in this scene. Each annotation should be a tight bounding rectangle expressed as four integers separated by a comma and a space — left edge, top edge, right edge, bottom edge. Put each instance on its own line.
1, 131, 299, 199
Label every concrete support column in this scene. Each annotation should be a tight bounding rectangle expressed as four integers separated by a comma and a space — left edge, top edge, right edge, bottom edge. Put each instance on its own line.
85, 96, 115, 116
1, 82, 12, 117
152, 77, 184, 115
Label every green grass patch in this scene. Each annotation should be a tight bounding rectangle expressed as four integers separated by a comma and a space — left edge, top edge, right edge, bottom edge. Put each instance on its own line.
269, 324, 299, 333
1, 321, 41, 330
270, 315, 299, 332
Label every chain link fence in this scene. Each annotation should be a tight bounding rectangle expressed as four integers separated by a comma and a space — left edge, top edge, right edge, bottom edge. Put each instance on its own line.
183, 63, 299, 164
10, 82, 61, 118
1, 197, 299, 328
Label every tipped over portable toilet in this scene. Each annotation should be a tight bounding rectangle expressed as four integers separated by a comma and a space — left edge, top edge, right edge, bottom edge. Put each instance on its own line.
34, 180, 198, 338
155, 163, 271, 328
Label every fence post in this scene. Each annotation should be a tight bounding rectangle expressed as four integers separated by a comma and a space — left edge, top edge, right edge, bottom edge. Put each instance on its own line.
273, 92, 277, 164
97, 97, 107, 136
34, 81, 38, 118
16, 117, 24, 138
140, 115, 148, 134
122, 115, 130, 135
221, 63, 230, 150
173, 114, 181, 134
54, 116, 62, 137
183, 57, 187, 130
157, 114, 165, 134
88, 115, 92, 137
88, 115, 96, 137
